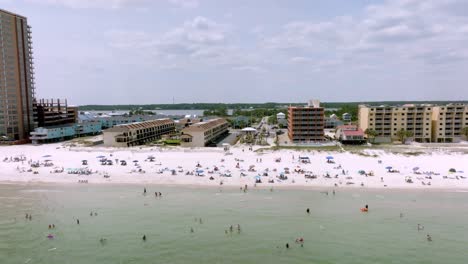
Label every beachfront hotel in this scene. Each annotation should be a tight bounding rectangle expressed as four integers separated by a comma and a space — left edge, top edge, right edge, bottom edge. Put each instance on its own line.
432, 104, 468, 143
180, 118, 229, 147
287, 100, 325, 142
358, 104, 468, 143
0, 9, 36, 142
358, 105, 433, 143
103, 119, 175, 147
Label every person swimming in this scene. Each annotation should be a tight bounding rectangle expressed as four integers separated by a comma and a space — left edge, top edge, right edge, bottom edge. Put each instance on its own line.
52, 224, 55, 229
427, 234, 432, 241
237, 224, 241, 233
286, 243, 289, 249
48, 224, 52, 229
199, 218, 202, 224
306, 208, 310, 214
77, 219, 80, 225
100, 238, 107, 244
190, 227, 194, 233
144, 188, 147, 194
229, 225, 233, 233
90, 212, 93, 216
142, 235, 146, 241
155, 192, 158, 197
418, 224, 424, 231
159, 192, 162, 197
332, 190, 335, 195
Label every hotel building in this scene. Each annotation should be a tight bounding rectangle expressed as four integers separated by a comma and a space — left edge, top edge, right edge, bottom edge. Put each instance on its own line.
180, 118, 229, 147
358, 105, 433, 143
432, 104, 468, 143
103, 119, 175, 147
0, 9, 36, 142
287, 100, 325, 142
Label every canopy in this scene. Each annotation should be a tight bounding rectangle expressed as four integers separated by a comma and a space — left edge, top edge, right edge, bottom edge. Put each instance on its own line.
326, 156, 334, 160
385, 166, 392, 170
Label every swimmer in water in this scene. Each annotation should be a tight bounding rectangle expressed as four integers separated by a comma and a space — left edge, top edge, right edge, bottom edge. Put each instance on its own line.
306, 208, 310, 214
332, 190, 335, 195
52, 224, 55, 229
237, 224, 241, 233
155, 192, 158, 197
142, 235, 146, 241
286, 243, 289, 249
144, 188, 147, 194
94, 212, 97, 216
77, 219, 80, 225
48, 225, 51, 229
100, 238, 107, 245
229, 225, 233, 233
199, 218, 202, 224
417, 224, 424, 231
365, 204, 369, 210
190, 227, 194, 233
427, 234, 432, 241
159, 192, 162, 197
90, 212, 93, 216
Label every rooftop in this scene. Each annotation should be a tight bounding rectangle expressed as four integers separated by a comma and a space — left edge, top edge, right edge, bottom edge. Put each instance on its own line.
105, 119, 174, 132
183, 118, 227, 132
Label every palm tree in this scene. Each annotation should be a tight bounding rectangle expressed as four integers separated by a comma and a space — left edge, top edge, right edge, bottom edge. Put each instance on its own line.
396, 129, 413, 144
364, 128, 378, 143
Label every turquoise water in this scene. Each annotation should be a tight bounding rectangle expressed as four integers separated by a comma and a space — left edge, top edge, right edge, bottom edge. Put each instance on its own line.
1, 184, 467, 264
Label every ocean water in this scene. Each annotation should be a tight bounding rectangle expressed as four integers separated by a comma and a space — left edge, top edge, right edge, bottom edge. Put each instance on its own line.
0, 184, 467, 264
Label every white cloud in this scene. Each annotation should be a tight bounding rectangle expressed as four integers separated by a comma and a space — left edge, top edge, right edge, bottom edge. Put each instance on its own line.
168, 0, 199, 8
264, 0, 468, 69
25, 0, 197, 9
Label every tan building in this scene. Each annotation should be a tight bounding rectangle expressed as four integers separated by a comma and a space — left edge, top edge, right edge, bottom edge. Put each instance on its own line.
180, 118, 229, 147
432, 104, 468, 143
103, 119, 175, 147
358, 104, 433, 143
0, 9, 36, 142
288, 100, 325, 142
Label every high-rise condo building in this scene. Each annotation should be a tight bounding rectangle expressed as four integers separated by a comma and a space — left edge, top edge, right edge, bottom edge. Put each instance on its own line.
288, 100, 325, 142
0, 9, 36, 142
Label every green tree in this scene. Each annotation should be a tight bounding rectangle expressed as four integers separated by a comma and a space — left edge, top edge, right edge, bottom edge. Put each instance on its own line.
364, 128, 378, 143
396, 129, 413, 144
462, 127, 468, 139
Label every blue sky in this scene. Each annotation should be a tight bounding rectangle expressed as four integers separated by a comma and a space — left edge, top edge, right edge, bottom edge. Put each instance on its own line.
2, 0, 468, 105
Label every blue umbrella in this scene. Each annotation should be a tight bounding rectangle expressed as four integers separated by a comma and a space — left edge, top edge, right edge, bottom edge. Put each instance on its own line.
96, 155, 105, 158
255, 176, 261, 180
326, 156, 334, 160
42, 155, 52, 158
196, 169, 204, 173
413, 167, 420, 171
385, 166, 392, 170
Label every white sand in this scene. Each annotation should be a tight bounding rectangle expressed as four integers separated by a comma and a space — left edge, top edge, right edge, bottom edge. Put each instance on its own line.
0, 143, 467, 189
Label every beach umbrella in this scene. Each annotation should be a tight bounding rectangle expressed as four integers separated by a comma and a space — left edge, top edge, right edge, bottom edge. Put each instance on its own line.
255, 176, 261, 181
196, 169, 204, 173
326, 156, 334, 160
413, 167, 420, 171
133, 160, 139, 163
96, 155, 105, 158
42, 155, 52, 158
385, 166, 392, 170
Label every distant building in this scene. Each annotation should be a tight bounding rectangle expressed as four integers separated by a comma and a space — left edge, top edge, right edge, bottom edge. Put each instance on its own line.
34, 99, 77, 127
180, 118, 229, 147
276, 112, 287, 127
342, 113, 351, 122
103, 119, 175, 147
335, 125, 365, 144
287, 100, 325, 142
432, 104, 468, 143
324, 116, 344, 129
30, 121, 101, 144
0, 9, 36, 142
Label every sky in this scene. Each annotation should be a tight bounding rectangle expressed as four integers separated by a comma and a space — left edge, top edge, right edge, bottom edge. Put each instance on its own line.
2, 0, 468, 105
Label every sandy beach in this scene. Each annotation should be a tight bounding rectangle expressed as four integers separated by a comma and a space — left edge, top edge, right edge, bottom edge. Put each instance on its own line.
0, 143, 467, 189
